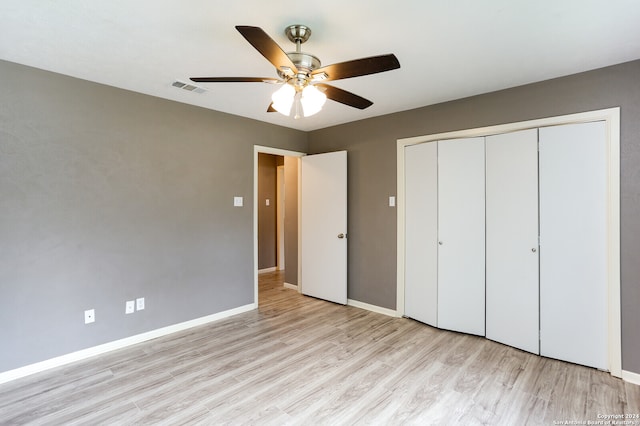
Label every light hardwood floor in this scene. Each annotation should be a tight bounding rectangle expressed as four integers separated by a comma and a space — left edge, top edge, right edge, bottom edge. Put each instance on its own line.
0, 271, 638, 425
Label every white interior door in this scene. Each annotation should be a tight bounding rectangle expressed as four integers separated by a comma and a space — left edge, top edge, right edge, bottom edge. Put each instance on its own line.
301, 151, 347, 304
539, 122, 608, 370
437, 137, 485, 336
404, 142, 438, 326
486, 129, 540, 354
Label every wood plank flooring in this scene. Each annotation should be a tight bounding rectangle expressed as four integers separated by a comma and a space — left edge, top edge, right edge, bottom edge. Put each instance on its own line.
0, 270, 638, 425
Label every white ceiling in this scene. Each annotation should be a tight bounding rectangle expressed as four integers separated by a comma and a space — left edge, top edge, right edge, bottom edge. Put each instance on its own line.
1, 1, 639, 131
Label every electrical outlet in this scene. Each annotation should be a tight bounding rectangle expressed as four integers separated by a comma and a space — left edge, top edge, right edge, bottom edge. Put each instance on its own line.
136, 297, 145, 311
84, 309, 95, 324
125, 300, 135, 314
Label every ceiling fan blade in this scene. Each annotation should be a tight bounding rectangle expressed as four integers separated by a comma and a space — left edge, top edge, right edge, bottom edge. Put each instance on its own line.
235, 26, 299, 75
316, 84, 373, 110
190, 77, 280, 83
312, 54, 400, 81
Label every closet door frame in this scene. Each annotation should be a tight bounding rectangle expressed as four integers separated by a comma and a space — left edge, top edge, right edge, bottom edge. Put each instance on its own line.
396, 107, 621, 378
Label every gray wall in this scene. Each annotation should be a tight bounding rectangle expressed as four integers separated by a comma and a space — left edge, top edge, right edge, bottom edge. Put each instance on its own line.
308, 59, 640, 375
0, 60, 307, 373
257, 153, 277, 270
284, 156, 299, 286
2, 56, 639, 377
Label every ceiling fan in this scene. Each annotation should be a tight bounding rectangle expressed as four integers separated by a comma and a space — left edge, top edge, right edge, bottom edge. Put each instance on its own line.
190, 25, 401, 119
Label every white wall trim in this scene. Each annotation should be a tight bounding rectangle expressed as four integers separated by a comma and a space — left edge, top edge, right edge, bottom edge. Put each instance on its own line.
283, 282, 298, 290
297, 157, 303, 294
254, 146, 306, 305
606, 110, 622, 378
397, 107, 621, 378
258, 267, 277, 274
622, 370, 640, 386
348, 299, 400, 317
0, 303, 256, 385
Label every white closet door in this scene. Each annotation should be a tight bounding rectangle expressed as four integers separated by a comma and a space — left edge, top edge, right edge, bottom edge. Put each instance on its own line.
404, 142, 438, 326
486, 129, 540, 354
437, 137, 485, 336
539, 122, 608, 370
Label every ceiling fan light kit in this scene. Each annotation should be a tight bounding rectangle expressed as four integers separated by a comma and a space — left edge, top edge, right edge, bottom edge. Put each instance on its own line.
271, 84, 327, 119
190, 24, 400, 119
271, 83, 295, 115
299, 84, 327, 117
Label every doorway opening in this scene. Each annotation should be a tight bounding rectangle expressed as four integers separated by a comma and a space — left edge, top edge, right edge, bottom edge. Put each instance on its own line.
254, 146, 305, 306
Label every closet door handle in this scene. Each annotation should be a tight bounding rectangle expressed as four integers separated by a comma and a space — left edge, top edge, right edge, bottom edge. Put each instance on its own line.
531, 248, 537, 253
438, 241, 443, 245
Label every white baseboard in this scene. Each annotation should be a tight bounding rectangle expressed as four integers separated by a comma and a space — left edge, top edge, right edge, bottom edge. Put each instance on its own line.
347, 299, 399, 317
0, 303, 256, 385
283, 282, 297, 290
258, 267, 277, 274
622, 370, 640, 385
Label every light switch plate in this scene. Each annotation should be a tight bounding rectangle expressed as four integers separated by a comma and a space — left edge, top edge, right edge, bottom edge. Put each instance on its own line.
136, 297, 145, 311
234, 196, 243, 207
389, 196, 396, 207
84, 309, 95, 324
125, 300, 135, 314
266, 199, 270, 206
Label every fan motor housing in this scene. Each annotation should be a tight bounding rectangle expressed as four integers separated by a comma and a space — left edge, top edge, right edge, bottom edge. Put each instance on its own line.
287, 52, 321, 72
280, 24, 321, 78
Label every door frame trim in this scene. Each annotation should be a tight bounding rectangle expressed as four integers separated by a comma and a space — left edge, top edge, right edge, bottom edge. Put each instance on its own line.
396, 107, 621, 377
254, 146, 305, 304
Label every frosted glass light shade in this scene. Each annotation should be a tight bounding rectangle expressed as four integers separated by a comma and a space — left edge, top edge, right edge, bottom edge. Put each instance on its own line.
301, 85, 327, 117
271, 84, 295, 116
271, 83, 326, 118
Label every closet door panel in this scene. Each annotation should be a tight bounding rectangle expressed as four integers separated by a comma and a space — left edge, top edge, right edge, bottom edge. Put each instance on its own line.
539, 121, 608, 370
404, 142, 438, 326
486, 129, 540, 354
437, 137, 485, 336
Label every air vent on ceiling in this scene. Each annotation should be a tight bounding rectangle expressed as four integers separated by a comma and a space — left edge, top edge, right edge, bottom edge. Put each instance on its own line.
172, 80, 206, 94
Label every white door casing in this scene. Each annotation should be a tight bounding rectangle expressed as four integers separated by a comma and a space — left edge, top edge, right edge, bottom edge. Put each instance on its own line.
301, 151, 348, 304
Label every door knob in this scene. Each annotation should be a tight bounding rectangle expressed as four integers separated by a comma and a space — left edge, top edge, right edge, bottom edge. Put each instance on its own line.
532, 248, 537, 253
338, 233, 345, 239
438, 241, 443, 245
